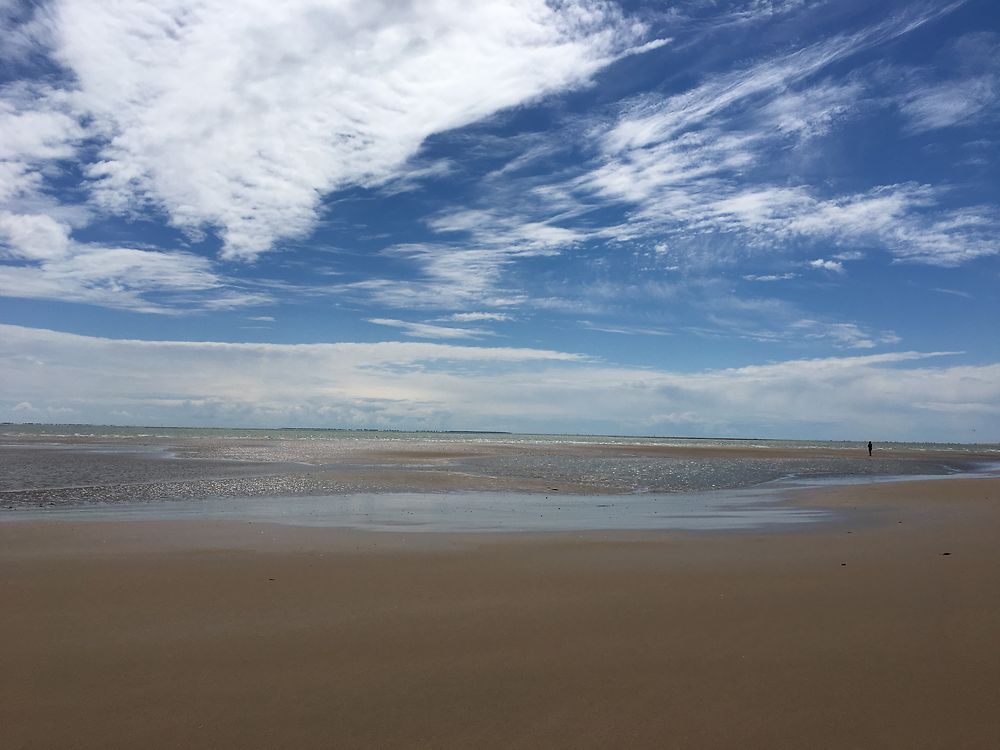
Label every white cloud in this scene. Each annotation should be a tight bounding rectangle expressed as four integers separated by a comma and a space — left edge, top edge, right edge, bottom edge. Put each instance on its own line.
448, 312, 513, 323
347, 242, 533, 311
0, 211, 270, 313
532, 6, 996, 269
0, 1, 665, 314
685, 286, 900, 350
578, 320, 673, 336
0, 82, 82, 204
596, 3, 960, 159
1, 0, 991, 332
429, 209, 582, 251
2, 324, 997, 440
808, 258, 844, 273
28, 0, 653, 260
0, 210, 71, 260
791, 319, 901, 350
382, 1, 991, 316
931, 287, 973, 300
762, 80, 862, 138
352, 210, 588, 310
902, 76, 997, 131
896, 31, 1000, 132
744, 273, 795, 282
634, 181, 997, 267
367, 318, 486, 340
0, 84, 80, 164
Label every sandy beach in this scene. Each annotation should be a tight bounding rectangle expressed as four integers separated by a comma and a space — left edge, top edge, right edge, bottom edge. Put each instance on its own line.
2, 475, 998, 749
3, 0, 997, 746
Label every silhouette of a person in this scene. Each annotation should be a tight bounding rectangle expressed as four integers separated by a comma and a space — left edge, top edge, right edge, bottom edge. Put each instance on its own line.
867, 441, 873, 457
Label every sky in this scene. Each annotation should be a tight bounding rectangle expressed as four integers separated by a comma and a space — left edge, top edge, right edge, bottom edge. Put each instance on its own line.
1, 0, 999, 440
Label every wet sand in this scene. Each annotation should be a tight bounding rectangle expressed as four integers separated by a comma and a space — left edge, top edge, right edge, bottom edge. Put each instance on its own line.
5, 434, 995, 506
2, 477, 999, 749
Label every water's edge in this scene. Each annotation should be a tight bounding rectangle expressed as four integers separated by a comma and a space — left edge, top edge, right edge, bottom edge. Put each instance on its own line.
5, 468, 998, 534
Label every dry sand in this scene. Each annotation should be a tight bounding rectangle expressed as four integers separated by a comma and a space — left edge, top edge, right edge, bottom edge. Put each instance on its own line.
2, 476, 999, 749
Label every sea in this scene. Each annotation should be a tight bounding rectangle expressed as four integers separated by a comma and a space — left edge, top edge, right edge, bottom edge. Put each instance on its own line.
2, 424, 998, 532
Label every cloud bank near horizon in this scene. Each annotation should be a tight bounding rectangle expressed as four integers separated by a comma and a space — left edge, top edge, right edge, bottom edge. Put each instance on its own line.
3, 324, 997, 441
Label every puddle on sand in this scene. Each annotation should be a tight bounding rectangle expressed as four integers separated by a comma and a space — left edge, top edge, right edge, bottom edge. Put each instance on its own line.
1, 486, 831, 533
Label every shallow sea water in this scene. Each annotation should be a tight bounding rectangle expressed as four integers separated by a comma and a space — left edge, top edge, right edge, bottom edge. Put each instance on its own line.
1, 425, 997, 532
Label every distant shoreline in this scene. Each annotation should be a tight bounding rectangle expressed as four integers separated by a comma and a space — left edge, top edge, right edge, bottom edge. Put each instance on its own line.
3, 421, 998, 448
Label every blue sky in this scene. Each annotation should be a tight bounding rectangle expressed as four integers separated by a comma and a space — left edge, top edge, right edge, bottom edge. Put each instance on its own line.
1, 0, 999, 440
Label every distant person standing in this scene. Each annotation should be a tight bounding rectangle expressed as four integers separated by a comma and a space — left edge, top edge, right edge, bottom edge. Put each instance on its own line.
867, 441, 873, 457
